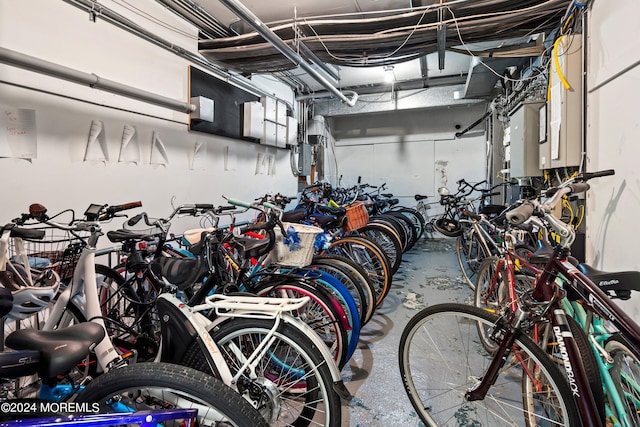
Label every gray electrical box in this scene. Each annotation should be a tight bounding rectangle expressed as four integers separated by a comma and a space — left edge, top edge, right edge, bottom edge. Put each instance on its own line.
299, 144, 312, 176
541, 34, 583, 169
509, 101, 544, 178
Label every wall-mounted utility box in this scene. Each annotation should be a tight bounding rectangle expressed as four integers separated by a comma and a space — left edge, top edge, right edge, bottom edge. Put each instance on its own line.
299, 144, 312, 176
542, 34, 583, 169
242, 101, 264, 139
509, 101, 544, 178
286, 116, 298, 145
190, 96, 214, 122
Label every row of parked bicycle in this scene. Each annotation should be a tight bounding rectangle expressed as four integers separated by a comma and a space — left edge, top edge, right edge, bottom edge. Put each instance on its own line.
0, 180, 427, 426
400, 168, 640, 427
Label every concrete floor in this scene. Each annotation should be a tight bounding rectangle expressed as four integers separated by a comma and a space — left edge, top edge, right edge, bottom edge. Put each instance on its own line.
341, 236, 474, 426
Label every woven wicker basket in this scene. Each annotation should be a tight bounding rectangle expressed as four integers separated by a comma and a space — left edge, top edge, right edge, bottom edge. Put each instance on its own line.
275, 222, 323, 267
343, 202, 369, 232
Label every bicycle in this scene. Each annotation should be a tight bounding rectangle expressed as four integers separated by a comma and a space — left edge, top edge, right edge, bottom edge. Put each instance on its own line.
0, 221, 267, 427
76, 201, 349, 426
399, 169, 627, 426
6, 202, 265, 425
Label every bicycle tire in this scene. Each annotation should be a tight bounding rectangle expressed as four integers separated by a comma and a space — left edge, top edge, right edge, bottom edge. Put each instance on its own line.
474, 256, 535, 352
455, 229, 491, 290
323, 236, 392, 307
399, 303, 580, 426
250, 278, 349, 368
604, 334, 640, 427
75, 362, 267, 427
369, 216, 408, 251
308, 258, 369, 326
201, 317, 342, 427
390, 206, 426, 240
384, 211, 418, 251
352, 222, 403, 274
312, 254, 376, 324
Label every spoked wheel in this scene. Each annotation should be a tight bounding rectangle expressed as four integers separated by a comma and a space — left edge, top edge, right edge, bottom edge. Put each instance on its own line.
399, 303, 580, 426
75, 362, 268, 427
210, 318, 341, 427
455, 230, 491, 290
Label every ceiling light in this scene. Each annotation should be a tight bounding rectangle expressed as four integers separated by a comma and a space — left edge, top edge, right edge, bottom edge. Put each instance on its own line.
383, 65, 395, 83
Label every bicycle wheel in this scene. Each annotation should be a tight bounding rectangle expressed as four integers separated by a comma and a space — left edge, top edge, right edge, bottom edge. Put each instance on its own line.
399, 303, 580, 426
311, 254, 375, 325
353, 223, 403, 274
456, 229, 491, 291
251, 278, 349, 368
210, 317, 341, 427
75, 362, 267, 427
605, 335, 640, 427
474, 256, 535, 352
391, 207, 426, 240
323, 236, 391, 307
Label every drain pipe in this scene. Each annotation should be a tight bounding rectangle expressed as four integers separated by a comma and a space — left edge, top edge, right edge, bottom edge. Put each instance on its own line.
0, 46, 196, 113
218, 0, 358, 107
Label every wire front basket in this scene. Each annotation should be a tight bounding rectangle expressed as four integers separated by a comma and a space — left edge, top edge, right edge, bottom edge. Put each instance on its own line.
8, 227, 88, 283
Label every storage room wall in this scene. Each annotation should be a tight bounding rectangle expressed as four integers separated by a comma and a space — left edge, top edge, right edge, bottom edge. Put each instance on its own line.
325, 103, 489, 214
0, 0, 297, 234
584, 0, 640, 319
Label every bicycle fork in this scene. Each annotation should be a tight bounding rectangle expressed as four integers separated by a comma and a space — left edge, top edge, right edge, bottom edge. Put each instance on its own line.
466, 305, 603, 427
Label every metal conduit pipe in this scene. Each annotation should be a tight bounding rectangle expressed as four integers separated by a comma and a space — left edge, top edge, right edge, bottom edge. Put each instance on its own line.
296, 90, 358, 102
0, 46, 196, 113
62, 0, 273, 100
218, 0, 359, 107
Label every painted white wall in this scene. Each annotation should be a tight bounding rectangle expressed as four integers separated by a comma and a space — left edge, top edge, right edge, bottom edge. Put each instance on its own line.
585, 0, 640, 320
325, 105, 488, 214
0, 0, 297, 238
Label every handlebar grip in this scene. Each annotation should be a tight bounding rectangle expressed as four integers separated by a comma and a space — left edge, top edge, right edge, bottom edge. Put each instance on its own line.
195, 204, 214, 210
217, 205, 237, 212
506, 202, 534, 225
568, 182, 590, 194
110, 201, 142, 213
178, 207, 196, 215
225, 197, 251, 209
127, 213, 144, 226
583, 169, 615, 180
10, 227, 45, 240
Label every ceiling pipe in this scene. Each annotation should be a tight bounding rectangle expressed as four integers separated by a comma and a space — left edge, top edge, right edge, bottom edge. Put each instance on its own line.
0, 46, 196, 113
217, 0, 358, 107
62, 0, 273, 100
298, 42, 340, 82
296, 90, 358, 102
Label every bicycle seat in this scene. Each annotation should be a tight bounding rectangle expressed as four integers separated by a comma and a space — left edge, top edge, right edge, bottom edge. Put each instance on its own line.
414, 194, 428, 201
282, 209, 306, 223
5, 322, 105, 379
577, 264, 640, 300
232, 235, 273, 259
315, 205, 346, 216
107, 229, 157, 242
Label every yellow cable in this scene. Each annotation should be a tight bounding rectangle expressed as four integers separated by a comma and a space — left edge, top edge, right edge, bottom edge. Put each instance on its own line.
553, 36, 572, 90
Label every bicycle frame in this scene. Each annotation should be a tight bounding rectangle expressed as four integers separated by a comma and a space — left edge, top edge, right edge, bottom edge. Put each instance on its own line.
42, 224, 123, 372
155, 293, 346, 394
